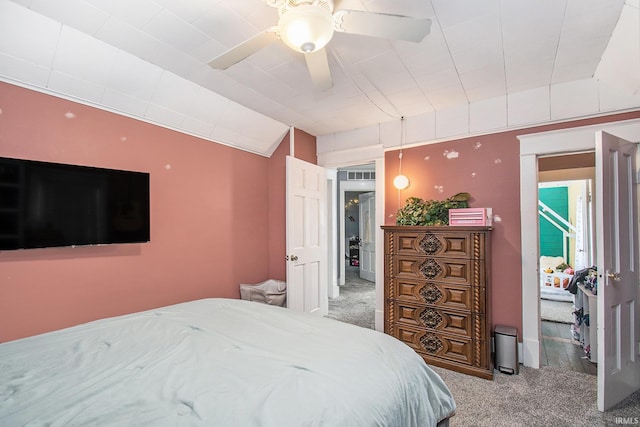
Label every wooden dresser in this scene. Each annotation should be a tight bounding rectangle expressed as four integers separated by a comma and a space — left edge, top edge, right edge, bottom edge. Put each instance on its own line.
382, 225, 493, 379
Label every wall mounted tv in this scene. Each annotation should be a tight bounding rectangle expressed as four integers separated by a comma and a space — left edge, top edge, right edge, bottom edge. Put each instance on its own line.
0, 157, 150, 250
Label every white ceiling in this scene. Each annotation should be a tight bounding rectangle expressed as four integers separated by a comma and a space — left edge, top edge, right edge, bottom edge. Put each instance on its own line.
1, 0, 638, 157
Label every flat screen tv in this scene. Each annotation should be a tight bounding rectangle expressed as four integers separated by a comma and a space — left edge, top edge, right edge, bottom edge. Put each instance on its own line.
0, 157, 150, 250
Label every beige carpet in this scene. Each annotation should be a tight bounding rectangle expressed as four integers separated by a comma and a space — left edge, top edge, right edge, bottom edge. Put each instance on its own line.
541, 299, 574, 324
326, 267, 375, 329
433, 365, 640, 426
327, 271, 640, 425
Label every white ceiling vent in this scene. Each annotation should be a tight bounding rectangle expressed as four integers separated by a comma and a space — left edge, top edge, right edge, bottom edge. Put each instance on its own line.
347, 171, 375, 180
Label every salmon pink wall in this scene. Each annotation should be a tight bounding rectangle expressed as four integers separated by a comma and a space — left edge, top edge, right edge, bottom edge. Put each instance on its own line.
0, 82, 288, 342
385, 110, 640, 337
267, 129, 317, 280
292, 128, 317, 164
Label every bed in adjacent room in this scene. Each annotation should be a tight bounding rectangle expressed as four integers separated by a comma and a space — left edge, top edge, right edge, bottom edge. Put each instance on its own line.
539, 255, 574, 302
0, 298, 455, 426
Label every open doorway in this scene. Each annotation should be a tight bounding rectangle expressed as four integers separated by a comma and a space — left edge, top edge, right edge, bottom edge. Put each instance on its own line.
344, 190, 376, 282
537, 153, 597, 375
520, 119, 640, 412
335, 165, 376, 286
326, 165, 376, 329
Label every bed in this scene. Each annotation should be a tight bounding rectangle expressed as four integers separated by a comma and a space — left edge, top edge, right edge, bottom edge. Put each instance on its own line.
0, 298, 455, 426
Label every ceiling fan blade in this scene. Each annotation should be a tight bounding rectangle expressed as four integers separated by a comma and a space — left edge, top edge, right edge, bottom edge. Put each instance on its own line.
208, 28, 279, 70
305, 48, 334, 91
334, 10, 431, 43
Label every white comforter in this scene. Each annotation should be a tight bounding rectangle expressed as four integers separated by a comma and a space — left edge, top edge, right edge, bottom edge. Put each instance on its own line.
0, 298, 455, 426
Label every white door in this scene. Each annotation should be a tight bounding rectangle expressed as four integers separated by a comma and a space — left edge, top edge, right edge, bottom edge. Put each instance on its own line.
286, 156, 328, 316
358, 191, 375, 282
596, 131, 640, 411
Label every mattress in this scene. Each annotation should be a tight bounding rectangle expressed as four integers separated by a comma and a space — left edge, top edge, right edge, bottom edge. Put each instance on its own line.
0, 298, 455, 426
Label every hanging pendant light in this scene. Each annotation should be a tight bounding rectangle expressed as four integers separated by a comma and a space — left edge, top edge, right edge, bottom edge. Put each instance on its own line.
393, 116, 410, 190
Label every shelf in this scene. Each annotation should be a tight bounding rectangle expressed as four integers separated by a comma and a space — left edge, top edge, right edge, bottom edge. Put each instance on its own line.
575, 283, 597, 363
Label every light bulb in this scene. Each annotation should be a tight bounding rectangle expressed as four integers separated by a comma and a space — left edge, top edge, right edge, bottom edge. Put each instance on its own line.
393, 174, 410, 190
278, 5, 334, 53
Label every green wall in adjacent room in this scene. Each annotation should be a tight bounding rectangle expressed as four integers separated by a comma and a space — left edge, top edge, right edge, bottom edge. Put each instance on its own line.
539, 187, 569, 258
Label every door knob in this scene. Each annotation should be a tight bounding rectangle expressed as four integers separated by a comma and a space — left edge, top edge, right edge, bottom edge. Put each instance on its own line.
290, 255, 299, 261
606, 271, 621, 282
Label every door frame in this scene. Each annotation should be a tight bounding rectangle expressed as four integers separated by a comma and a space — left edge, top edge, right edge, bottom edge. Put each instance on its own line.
326, 169, 338, 299
340, 182, 375, 286
519, 118, 640, 368
318, 146, 385, 331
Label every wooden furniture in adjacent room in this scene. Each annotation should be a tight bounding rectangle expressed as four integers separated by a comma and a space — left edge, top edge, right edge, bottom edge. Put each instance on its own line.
382, 225, 493, 379
349, 237, 360, 266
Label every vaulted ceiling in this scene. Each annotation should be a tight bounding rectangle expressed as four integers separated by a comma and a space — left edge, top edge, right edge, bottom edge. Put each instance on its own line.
1, 0, 639, 157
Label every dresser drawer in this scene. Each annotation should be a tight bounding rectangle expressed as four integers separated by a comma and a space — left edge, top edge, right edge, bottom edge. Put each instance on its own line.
392, 324, 473, 366
393, 278, 477, 312
390, 255, 482, 285
387, 230, 486, 259
393, 301, 475, 336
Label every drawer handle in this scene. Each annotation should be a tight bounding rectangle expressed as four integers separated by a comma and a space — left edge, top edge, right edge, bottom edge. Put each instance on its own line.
420, 308, 443, 328
420, 259, 443, 279
421, 284, 442, 303
419, 233, 442, 254
420, 332, 443, 354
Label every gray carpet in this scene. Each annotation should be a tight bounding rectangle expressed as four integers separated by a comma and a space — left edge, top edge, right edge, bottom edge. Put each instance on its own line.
326, 267, 375, 329
326, 270, 640, 425
541, 299, 574, 324
433, 365, 640, 426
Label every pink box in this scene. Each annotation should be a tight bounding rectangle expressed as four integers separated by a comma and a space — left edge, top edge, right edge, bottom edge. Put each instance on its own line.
449, 208, 492, 226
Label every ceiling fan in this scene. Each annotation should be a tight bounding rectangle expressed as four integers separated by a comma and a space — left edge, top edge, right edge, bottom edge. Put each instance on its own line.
208, 0, 432, 91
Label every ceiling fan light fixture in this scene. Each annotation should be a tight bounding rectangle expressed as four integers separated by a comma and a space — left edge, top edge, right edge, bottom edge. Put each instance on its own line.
278, 4, 335, 53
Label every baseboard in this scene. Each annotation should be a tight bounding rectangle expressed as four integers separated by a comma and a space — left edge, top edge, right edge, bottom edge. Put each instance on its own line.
328, 283, 340, 299
375, 309, 383, 332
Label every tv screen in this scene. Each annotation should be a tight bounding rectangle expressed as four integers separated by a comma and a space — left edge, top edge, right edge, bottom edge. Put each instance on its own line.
0, 157, 150, 250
